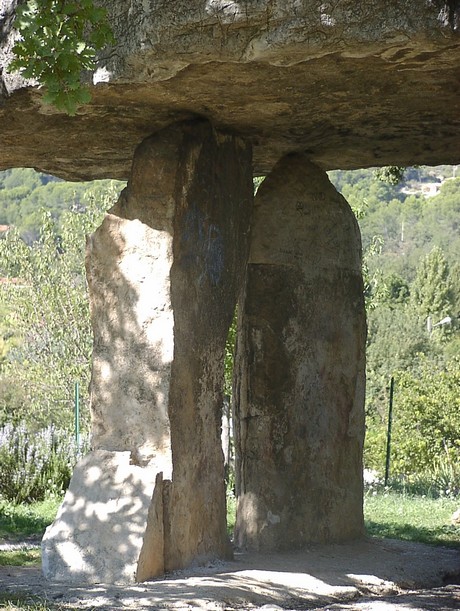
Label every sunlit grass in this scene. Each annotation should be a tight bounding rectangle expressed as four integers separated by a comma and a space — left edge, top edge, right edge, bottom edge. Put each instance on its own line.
0, 592, 45, 610
364, 491, 460, 547
1, 490, 459, 573
0, 592, 77, 610
0, 497, 61, 540
0, 496, 60, 568
0, 548, 41, 567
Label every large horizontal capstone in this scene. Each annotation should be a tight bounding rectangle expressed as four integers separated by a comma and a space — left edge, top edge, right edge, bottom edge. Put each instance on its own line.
0, 1, 459, 180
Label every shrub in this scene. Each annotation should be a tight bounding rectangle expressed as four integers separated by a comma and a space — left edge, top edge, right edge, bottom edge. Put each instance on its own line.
390, 360, 460, 475
0, 423, 89, 504
364, 357, 460, 488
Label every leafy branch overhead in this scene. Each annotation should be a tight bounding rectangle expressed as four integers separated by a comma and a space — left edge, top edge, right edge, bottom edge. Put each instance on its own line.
8, 0, 114, 115
374, 166, 407, 185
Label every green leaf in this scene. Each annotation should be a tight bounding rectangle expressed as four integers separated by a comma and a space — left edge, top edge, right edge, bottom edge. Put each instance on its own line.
62, 3, 79, 15
74, 87, 92, 105
8, 0, 114, 114
41, 90, 58, 105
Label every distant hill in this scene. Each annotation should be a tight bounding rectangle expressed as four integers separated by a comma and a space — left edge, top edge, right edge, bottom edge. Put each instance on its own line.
0, 168, 123, 243
329, 166, 460, 284
1, 165, 458, 286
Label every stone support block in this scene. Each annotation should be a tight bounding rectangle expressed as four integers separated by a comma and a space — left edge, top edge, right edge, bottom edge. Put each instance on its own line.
234, 154, 366, 551
42, 120, 253, 582
42, 450, 164, 584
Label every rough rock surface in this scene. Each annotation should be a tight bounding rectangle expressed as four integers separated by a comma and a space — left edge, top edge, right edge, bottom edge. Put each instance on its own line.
43, 119, 253, 583
234, 155, 366, 550
1, 1, 459, 180
163, 119, 253, 572
41, 450, 163, 584
86, 213, 173, 471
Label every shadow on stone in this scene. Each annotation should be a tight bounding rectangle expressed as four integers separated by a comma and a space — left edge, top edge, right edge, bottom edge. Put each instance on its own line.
42, 119, 253, 583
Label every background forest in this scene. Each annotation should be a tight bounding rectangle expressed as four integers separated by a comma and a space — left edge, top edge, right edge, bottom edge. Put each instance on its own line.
329, 166, 460, 493
0, 165, 459, 502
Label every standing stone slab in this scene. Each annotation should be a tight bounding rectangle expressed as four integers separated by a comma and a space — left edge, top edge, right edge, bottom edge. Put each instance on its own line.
165, 124, 253, 571
42, 120, 253, 582
234, 154, 366, 551
87, 212, 174, 472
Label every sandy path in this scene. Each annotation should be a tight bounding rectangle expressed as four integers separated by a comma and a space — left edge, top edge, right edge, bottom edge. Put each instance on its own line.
0, 537, 459, 610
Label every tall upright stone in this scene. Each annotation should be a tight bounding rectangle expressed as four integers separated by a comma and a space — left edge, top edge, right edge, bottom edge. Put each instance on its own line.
42, 120, 253, 582
164, 122, 253, 571
234, 154, 366, 551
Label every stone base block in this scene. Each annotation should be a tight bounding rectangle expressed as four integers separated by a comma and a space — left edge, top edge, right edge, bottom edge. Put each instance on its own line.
42, 450, 165, 584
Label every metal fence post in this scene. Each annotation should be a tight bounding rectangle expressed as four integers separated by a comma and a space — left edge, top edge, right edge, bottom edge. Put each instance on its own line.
384, 376, 395, 486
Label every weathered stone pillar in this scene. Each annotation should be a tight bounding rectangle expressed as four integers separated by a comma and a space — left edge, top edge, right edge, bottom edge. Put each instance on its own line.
164, 122, 253, 571
42, 120, 253, 582
234, 154, 366, 551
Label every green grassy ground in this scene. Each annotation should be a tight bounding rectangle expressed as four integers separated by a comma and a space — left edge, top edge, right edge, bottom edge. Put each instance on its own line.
0, 597, 78, 611
0, 491, 458, 610
0, 549, 41, 567
1, 491, 459, 572
0, 496, 68, 610
0, 593, 56, 611
0, 498, 60, 541
0, 497, 60, 572
364, 491, 460, 547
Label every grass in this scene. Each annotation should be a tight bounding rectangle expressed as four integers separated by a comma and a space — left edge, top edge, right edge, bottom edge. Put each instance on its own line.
0, 497, 61, 541
0, 592, 77, 610
0, 489, 458, 571
0, 496, 61, 570
0, 592, 52, 610
0, 490, 458, 610
364, 490, 460, 547
0, 592, 58, 611
0, 496, 71, 610
0, 549, 41, 567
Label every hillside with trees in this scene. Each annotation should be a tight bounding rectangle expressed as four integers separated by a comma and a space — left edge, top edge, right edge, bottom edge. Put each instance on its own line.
0, 168, 121, 242
329, 166, 460, 489
0, 177, 122, 432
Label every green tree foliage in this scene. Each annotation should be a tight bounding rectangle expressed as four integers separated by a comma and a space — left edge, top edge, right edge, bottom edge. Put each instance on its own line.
366, 358, 460, 486
366, 306, 430, 399
374, 166, 407, 185
329, 171, 460, 281
0, 185, 119, 430
411, 246, 454, 321
394, 359, 460, 475
0, 169, 117, 242
8, 0, 114, 114
363, 246, 458, 482
328, 167, 460, 487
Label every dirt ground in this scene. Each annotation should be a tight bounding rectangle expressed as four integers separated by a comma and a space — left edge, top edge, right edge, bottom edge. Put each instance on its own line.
1, 538, 460, 610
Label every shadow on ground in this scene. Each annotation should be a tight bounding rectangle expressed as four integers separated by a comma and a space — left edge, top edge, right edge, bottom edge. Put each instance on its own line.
0, 537, 459, 610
